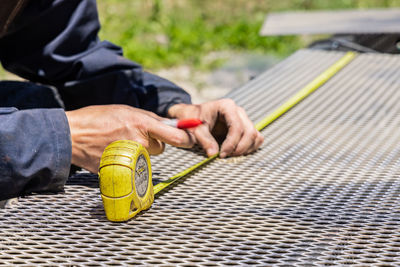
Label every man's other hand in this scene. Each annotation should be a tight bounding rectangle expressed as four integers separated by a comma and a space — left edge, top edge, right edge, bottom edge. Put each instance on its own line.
66, 105, 194, 173
167, 99, 264, 158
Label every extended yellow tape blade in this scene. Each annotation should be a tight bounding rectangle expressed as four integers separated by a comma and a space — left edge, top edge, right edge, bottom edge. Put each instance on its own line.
153, 51, 357, 196
255, 51, 356, 131
153, 154, 218, 195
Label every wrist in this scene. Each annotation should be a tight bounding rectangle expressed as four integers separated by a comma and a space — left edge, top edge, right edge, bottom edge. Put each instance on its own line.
65, 110, 81, 166
167, 103, 190, 118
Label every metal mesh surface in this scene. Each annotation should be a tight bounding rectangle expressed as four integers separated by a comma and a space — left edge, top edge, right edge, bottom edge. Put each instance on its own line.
260, 9, 400, 35
2, 50, 400, 266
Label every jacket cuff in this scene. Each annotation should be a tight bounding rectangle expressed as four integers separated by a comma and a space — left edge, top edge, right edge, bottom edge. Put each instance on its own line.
0, 108, 72, 200
48, 109, 72, 191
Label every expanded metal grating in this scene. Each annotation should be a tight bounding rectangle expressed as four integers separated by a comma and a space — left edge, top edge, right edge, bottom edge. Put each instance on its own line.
260, 9, 400, 36
2, 49, 400, 266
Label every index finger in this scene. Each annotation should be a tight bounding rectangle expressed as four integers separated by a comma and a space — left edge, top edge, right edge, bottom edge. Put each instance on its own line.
217, 100, 244, 158
147, 119, 195, 148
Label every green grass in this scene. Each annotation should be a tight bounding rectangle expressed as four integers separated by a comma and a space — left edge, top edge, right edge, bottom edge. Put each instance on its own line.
97, 0, 400, 70
1, 0, 400, 78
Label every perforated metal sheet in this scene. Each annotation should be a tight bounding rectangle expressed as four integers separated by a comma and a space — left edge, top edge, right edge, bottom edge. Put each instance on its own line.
2, 50, 400, 266
261, 9, 400, 35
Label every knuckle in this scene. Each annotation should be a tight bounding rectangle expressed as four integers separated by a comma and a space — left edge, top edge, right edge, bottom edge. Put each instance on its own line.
234, 146, 246, 155
220, 98, 236, 107
170, 134, 187, 146
258, 133, 265, 143
193, 103, 201, 109
171, 136, 182, 145
249, 130, 258, 140
237, 127, 244, 136
230, 122, 243, 131
134, 120, 148, 131
237, 106, 246, 113
254, 136, 264, 149
223, 143, 235, 152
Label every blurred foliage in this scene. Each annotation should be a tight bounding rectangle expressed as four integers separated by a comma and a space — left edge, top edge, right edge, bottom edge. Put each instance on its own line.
97, 0, 400, 70
1, 0, 400, 79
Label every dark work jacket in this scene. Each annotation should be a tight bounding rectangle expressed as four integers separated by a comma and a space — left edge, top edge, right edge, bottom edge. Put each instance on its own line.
0, 0, 191, 200
0, 0, 30, 38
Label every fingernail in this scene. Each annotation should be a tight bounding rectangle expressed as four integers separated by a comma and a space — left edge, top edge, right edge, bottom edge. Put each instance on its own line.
220, 152, 227, 158
207, 148, 218, 156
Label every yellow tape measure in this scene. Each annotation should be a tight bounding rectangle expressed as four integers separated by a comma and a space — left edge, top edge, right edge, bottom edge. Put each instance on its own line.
98, 52, 356, 222
99, 140, 153, 222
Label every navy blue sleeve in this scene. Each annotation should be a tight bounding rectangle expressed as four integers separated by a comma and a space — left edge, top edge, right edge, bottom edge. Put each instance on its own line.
0, 107, 71, 201
0, 0, 191, 116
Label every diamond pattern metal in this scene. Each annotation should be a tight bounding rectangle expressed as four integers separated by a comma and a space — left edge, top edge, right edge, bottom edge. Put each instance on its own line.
1, 50, 400, 266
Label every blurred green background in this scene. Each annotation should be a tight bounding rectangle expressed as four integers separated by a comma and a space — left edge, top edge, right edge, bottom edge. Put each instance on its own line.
97, 0, 400, 70
1, 0, 400, 95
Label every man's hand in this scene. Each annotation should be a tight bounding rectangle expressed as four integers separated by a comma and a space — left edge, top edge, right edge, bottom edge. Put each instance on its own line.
66, 105, 194, 173
167, 99, 264, 158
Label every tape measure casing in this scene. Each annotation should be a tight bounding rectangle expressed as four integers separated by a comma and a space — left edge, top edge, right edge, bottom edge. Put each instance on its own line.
99, 140, 153, 222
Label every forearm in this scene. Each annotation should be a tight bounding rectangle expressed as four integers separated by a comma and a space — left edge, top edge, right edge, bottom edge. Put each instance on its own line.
0, 108, 71, 200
